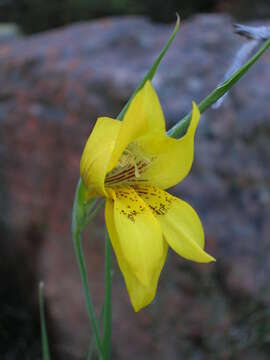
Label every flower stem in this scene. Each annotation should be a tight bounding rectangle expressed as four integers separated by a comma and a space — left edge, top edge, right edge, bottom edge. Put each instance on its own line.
87, 304, 105, 360
102, 234, 112, 359
73, 230, 104, 359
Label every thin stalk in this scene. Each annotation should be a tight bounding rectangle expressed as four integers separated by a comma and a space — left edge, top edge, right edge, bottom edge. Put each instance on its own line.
87, 305, 105, 360
39, 282, 51, 360
72, 180, 106, 357
73, 231, 104, 359
102, 234, 112, 359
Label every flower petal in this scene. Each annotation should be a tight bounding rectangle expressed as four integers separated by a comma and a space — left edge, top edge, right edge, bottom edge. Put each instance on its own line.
107, 186, 164, 286
105, 198, 168, 311
107, 81, 166, 172
135, 185, 215, 263
135, 102, 200, 189
80, 117, 121, 196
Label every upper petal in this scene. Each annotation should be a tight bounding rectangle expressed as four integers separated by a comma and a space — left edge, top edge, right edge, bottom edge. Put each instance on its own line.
107, 81, 166, 172
135, 102, 200, 189
135, 185, 215, 263
107, 186, 164, 286
80, 117, 121, 196
105, 198, 168, 311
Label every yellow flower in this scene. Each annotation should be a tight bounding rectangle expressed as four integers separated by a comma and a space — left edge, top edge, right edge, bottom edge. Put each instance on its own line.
80, 81, 215, 311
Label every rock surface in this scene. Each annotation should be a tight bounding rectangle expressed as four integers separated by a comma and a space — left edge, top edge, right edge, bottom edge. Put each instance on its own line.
1, 15, 270, 359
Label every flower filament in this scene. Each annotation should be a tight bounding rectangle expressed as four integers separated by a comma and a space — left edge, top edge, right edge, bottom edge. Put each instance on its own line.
105, 143, 153, 187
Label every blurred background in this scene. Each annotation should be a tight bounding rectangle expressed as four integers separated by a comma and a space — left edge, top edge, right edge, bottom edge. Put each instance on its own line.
1, 0, 270, 359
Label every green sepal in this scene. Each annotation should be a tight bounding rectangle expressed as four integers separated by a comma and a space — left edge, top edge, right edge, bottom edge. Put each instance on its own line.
72, 178, 98, 237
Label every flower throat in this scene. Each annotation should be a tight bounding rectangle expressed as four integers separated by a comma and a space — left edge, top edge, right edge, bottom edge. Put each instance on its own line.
105, 143, 153, 187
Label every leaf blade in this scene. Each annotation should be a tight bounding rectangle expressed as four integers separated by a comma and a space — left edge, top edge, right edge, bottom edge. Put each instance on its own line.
117, 14, 180, 121
39, 282, 51, 360
168, 38, 270, 138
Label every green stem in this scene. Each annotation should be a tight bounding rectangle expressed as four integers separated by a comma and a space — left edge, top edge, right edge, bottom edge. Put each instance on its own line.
73, 231, 104, 359
87, 304, 105, 360
102, 234, 112, 359
168, 38, 270, 138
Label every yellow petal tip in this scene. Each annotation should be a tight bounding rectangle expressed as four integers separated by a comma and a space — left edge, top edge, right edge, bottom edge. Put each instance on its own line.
201, 252, 216, 263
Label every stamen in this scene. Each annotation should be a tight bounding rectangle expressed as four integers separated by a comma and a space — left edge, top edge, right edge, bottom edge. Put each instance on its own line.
134, 162, 140, 178
105, 142, 154, 187
105, 162, 146, 184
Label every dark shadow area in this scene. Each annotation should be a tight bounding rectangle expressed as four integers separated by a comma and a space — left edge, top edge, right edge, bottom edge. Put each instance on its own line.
1, 0, 270, 34
0, 222, 58, 360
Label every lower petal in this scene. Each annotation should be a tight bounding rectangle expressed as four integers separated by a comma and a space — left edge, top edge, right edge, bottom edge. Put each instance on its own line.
135, 186, 215, 263
110, 187, 164, 286
105, 198, 168, 311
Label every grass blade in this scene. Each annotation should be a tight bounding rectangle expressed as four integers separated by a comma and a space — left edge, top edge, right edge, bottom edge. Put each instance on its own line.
117, 14, 180, 121
39, 282, 51, 360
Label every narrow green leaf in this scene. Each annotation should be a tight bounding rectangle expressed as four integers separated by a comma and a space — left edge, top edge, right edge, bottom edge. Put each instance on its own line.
117, 14, 180, 121
39, 282, 51, 360
168, 38, 270, 138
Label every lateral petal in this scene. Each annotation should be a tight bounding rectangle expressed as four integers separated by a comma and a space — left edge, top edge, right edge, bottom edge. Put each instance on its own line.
105, 198, 168, 311
80, 117, 121, 196
135, 102, 200, 190
108, 81, 166, 172
135, 185, 215, 263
